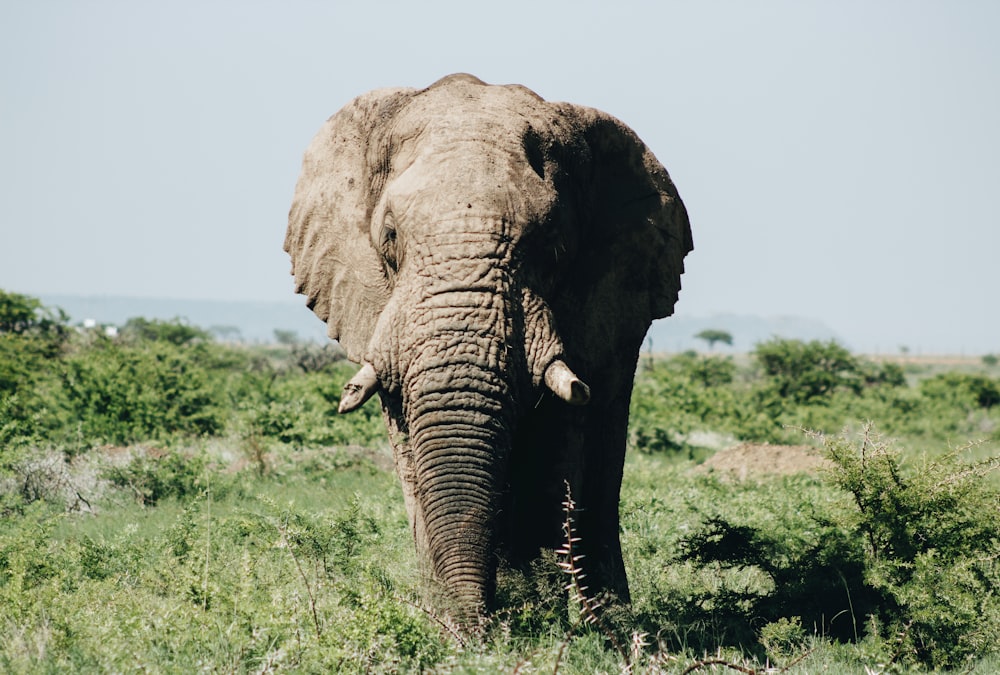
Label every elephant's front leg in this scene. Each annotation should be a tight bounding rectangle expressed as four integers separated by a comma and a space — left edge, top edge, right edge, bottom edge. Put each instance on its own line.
502, 393, 632, 605
576, 392, 632, 604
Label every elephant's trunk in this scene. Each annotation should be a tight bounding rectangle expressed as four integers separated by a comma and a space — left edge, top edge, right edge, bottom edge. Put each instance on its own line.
405, 358, 513, 618
398, 280, 517, 620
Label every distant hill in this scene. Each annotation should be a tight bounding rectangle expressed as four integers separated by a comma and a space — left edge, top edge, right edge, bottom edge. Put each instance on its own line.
41, 295, 844, 352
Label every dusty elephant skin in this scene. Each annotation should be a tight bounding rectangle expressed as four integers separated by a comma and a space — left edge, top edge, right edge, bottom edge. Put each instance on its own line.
285, 73, 692, 624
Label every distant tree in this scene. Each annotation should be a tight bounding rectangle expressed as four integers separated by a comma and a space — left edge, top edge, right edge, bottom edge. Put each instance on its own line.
0, 291, 70, 388
983, 354, 998, 367
273, 329, 299, 345
209, 325, 243, 342
694, 329, 733, 351
0, 291, 69, 406
120, 317, 211, 346
0, 290, 68, 340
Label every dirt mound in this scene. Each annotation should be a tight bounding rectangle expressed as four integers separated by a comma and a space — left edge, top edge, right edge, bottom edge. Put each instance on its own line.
697, 443, 830, 481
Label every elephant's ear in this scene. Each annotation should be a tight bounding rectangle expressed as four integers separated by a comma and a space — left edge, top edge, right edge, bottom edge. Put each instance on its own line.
557, 104, 693, 324
285, 87, 414, 362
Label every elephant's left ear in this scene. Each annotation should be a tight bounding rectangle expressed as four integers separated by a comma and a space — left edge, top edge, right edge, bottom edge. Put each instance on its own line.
557, 104, 693, 321
285, 87, 415, 362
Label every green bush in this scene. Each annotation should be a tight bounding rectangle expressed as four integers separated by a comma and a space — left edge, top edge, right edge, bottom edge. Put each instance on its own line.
658, 427, 1000, 670
753, 338, 863, 403
0, 293, 72, 513
627, 343, 924, 454
0, 290, 69, 345
823, 428, 1000, 669
674, 492, 871, 650
102, 450, 208, 506
630, 353, 795, 450
234, 364, 386, 450
671, 351, 736, 387
919, 371, 1000, 410
60, 341, 224, 445
0, 293, 69, 436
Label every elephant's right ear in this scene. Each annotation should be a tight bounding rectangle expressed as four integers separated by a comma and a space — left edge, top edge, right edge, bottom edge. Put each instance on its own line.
284, 88, 414, 362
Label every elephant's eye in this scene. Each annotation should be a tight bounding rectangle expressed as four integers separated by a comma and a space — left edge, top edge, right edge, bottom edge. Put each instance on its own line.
379, 216, 399, 273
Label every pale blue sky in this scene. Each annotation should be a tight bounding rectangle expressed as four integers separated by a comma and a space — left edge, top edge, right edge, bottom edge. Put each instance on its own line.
1, 1, 997, 353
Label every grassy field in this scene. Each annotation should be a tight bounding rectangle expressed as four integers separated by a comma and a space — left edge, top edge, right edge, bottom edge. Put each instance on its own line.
2, 291, 999, 672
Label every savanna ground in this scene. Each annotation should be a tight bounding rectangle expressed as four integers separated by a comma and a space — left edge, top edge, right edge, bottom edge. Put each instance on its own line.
2, 289, 999, 673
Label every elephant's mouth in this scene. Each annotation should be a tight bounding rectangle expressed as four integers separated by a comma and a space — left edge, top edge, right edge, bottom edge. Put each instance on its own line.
337, 356, 587, 414
337, 281, 591, 415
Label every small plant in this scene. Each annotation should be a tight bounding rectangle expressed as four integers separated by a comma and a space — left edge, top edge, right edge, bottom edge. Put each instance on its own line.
758, 616, 807, 663
555, 482, 632, 669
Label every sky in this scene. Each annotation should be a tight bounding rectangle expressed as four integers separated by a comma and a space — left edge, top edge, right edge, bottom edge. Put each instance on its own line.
1, 1, 997, 354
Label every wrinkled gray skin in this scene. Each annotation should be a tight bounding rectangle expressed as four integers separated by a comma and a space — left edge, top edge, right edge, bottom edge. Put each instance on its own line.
285, 74, 692, 624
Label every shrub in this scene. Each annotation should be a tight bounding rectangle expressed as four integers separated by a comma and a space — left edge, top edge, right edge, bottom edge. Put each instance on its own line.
630, 353, 794, 450
665, 428, 1000, 669
0, 394, 42, 515
823, 427, 1000, 669
233, 364, 385, 450
0, 290, 69, 344
0, 294, 70, 468
759, 616, 807, 663
102, 450, 208, 506
60, 341, 224, 445
919, 372, 1000, 410
676, 503, 871, 649
670, 352, 736, 387
753, 339, 862, 403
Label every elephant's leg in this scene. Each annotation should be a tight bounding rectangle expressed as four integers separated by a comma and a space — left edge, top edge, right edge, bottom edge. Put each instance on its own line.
500, 407, 621, 597
502, 383, 633, 605
576, 392, 632, 603
502, 400, 582, 569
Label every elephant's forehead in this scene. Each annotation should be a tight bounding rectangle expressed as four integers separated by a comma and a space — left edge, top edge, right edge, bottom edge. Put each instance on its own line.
391, 84, 547, 148
379, 82, 562, 231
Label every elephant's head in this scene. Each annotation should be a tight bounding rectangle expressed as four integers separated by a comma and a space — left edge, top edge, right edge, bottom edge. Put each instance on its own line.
285, 74, 691, 621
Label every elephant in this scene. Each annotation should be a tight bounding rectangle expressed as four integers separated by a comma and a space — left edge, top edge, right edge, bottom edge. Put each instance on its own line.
285, 73, 692, 624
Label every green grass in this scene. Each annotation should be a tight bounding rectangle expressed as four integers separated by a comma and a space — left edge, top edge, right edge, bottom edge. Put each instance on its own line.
3, 431, 998, 673
2, 295, 999, 672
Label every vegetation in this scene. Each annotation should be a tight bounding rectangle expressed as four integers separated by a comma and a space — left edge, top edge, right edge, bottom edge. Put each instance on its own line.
694, 328, 733, 350
2, 292, 999, 672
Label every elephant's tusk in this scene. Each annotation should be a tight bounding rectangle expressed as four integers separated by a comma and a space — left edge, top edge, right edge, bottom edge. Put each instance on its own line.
338, 362, 380, 413
544, 359, 591, 406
